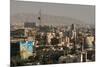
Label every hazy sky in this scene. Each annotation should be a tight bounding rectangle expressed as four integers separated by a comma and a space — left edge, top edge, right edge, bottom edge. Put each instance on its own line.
11, 0, 95, 25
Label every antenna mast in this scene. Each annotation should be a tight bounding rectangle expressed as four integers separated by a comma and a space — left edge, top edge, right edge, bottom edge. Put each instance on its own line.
38, 9, 41, 26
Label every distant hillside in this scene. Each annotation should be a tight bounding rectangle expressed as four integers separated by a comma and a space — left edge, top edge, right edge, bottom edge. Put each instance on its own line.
10, 13, 93, 26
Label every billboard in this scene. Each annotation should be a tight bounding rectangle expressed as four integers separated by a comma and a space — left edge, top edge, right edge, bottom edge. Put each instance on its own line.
20, 41, 34, 59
